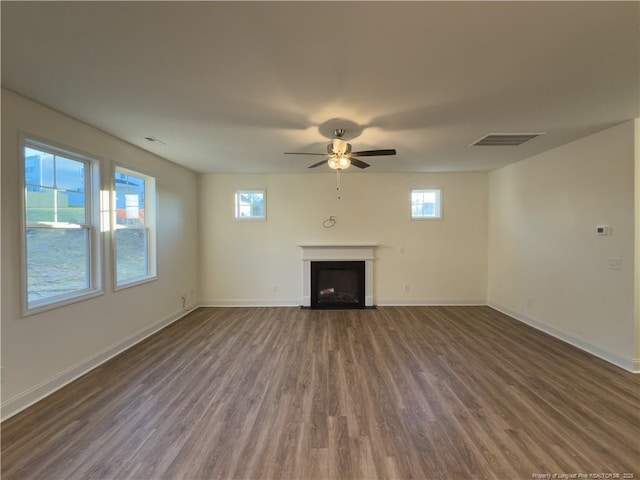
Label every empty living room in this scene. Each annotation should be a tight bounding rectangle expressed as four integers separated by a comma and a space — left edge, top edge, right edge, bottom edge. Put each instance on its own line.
1, 2, 639, 479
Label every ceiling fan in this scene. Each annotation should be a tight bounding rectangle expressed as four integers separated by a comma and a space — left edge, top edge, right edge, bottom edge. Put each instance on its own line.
285, 129, 396, 170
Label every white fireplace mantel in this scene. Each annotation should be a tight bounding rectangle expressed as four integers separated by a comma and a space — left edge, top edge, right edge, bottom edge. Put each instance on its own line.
299, 244, 377, 307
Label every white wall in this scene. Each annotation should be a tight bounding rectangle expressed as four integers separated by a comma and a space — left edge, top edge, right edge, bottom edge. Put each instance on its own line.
488, 121, 637, 371
1, 90, 199, 419
199, 172, 488, 306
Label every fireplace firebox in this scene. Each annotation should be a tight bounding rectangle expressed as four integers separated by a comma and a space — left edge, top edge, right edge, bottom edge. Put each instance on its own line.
310, 261, 365, 309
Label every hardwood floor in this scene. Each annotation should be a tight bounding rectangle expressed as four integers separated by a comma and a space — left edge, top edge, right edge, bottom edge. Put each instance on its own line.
2, 306, 638, 480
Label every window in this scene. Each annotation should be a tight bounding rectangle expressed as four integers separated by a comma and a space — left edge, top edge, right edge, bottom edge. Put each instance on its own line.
411, 189, 442, 219
114, 166, 157, 288
235, 189, 266, 220
21, 137, 102, 313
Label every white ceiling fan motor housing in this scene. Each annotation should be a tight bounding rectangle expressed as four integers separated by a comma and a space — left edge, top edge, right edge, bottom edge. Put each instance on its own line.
329, 138, 351, 155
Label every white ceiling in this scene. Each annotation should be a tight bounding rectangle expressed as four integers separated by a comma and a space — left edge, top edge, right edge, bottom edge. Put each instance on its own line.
2, 1, 638, 174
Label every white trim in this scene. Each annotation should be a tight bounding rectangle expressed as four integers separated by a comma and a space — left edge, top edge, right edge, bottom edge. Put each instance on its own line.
21, 289, 105, 317
488, 302, 640, 373
0, 305, 198, 422
298, 243, 378, 248
199, 299, 299, 307
199, 300, 487, 307
114, 274, 158, 292
377, 299, 487, 306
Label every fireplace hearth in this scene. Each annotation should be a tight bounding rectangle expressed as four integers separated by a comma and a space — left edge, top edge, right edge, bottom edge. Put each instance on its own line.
311, 261, 365, 309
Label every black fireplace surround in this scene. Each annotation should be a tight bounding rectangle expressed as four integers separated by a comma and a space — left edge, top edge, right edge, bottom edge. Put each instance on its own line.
310, 260, 365, 309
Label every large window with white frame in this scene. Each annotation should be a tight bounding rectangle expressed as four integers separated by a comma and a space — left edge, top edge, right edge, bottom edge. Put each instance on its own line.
114, 166, 157, 288
21, 136, 102, 314
411, 188, 442, 219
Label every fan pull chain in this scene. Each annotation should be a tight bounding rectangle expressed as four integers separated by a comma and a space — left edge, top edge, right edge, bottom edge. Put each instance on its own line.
336, 169, 341, 199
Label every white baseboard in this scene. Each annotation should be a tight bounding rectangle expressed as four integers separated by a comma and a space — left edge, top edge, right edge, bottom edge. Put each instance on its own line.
488, 302, 639, 373
199, 299, 300, 307
1, 305, 198, 422
377, 299, 487, 306
199, 299, 487, 308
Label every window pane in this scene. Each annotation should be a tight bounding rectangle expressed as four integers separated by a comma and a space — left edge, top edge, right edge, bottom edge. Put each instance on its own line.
116, 228, 149, 283
26, 228, 89, 303
55, 156, 85, 192
250, 193, 264, 217
25, 186, 86, 224
26, 188, 55, 222
424, 192, 436, 203
115, 174, 146, 226
25, 148, 54, 188
239, 193, 251, 205
238, 205, 251, 217
57, 190, 86, 223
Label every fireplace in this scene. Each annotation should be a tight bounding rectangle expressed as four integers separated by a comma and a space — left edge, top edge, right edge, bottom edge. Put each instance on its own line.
299, 244, 376, 308
311, 261, 365, 309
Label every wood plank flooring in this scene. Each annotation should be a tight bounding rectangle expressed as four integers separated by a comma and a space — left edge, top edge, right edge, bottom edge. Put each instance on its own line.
2, 306, 639, 479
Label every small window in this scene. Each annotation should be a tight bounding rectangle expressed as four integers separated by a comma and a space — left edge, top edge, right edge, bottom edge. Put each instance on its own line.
235, 189, 266, 220
411, 189, 442, 219
114, 166, 157, 288
21, 137, 102, 313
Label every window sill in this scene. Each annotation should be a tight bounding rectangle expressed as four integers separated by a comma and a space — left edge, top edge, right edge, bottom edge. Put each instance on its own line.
114, 275, 158, 292
23, 289, 105, 317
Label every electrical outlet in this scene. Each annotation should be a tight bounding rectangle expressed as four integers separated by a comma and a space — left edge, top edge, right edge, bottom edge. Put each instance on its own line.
607, 258, 621, 270
403, 283, 410, 292
272, 285, 278, 293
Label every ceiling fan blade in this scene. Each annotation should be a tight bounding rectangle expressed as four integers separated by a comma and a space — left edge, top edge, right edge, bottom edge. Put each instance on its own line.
284, 152, 327, 156
308, 160, 328, 169
350, 158, 370, 169
350, 149, 397, 157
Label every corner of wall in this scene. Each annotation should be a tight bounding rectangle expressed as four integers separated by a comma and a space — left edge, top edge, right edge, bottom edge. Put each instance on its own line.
634, 118, 640, 363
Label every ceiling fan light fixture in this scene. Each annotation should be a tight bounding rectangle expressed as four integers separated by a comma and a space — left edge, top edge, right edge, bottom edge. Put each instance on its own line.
328, 155, 351, 170
285, 127, 395, 170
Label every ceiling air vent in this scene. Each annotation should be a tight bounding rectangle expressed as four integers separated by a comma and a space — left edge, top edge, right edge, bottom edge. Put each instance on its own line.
471, 133, 545, 146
